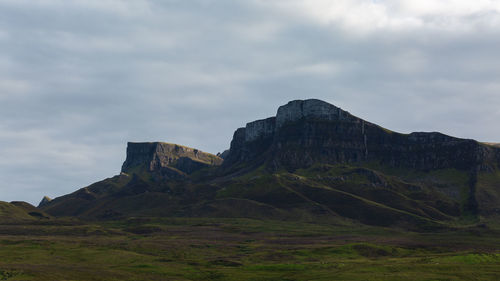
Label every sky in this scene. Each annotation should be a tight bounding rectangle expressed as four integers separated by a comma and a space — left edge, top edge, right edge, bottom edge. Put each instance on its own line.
1, 0, 500, 205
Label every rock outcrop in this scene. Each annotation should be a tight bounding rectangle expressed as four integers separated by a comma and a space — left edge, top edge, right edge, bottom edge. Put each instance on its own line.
38, 196, 52, 208
122, 142, 223, 180
216, 150, 230, 159
224, 99, 499, 172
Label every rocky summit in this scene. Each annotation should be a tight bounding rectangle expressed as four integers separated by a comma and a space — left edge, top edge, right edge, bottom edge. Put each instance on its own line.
39, 99, 500, 229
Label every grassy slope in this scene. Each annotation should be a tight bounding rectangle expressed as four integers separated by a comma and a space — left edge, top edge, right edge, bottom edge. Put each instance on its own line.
476, 168, 500, 217
214, 163, 477, 229
0, 202, 31, 221
155, 142, 222, 165
42, 161, 488, 230
0, 201, 50, 222
0, 217, 499, 280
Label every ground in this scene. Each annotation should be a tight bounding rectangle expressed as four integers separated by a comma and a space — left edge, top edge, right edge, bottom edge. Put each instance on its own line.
1, 217, 500, 281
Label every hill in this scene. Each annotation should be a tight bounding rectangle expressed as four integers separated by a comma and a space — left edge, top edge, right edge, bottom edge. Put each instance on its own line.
0, 201, 50, 222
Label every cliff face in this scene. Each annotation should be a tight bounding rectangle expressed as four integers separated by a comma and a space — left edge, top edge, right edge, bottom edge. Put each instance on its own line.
122, 142, 223, 179
224, 99, 500, 172
245, 117, 276, 142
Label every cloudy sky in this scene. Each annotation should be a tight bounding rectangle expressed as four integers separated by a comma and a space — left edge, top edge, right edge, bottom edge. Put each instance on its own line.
1, 0, 500, 205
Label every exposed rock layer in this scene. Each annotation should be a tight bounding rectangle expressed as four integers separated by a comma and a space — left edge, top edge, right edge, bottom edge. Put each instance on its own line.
224, 99, 499, 172
122, 142, 223, 179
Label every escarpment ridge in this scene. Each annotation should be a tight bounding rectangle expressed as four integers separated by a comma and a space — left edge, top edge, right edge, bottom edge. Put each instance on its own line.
39, 99, 500, 229
224, 99, 499, 173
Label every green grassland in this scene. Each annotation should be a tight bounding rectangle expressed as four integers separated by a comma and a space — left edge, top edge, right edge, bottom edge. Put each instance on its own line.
14, 161, 500, 280
1, 217, 499, 280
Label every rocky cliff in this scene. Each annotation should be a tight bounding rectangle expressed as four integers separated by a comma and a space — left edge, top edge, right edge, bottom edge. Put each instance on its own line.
122, 142, 223, 180
224, 99, 499, 172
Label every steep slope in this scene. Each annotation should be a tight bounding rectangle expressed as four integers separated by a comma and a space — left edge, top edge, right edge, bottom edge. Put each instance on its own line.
41, 99, 500, 229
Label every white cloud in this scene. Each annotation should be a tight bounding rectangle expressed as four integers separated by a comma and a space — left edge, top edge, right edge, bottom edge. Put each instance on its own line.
262, 0, 500, 32
392, 0, 500, 16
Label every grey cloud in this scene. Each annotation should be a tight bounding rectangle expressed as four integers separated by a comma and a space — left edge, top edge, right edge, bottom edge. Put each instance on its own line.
1, 0, 500, 204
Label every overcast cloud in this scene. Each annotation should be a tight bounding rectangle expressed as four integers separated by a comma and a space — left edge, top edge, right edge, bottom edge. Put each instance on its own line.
1, 0, 500, 205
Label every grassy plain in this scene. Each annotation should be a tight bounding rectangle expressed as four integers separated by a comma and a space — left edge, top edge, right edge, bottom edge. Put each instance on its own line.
1, 217, 500, 280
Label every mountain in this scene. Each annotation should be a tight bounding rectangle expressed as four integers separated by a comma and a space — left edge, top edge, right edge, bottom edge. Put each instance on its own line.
224, 99, 497, 171
40, 99, 500, 229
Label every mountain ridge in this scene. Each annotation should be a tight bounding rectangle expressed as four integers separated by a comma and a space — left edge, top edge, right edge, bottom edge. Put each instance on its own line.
39, 99, 500, 229
224, 99, 497, 171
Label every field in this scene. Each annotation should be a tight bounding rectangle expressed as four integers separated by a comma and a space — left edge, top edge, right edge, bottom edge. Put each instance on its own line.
1, 218, 500, 281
